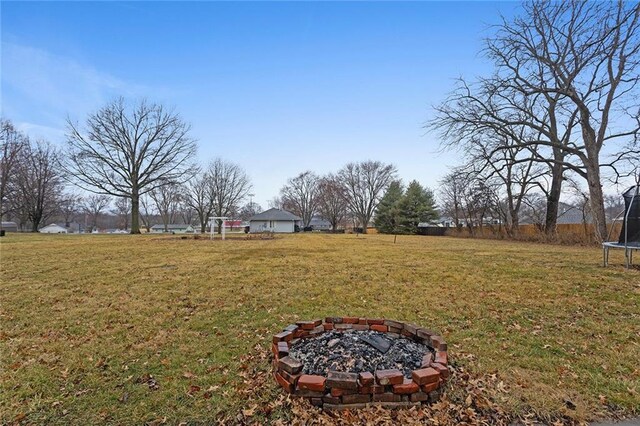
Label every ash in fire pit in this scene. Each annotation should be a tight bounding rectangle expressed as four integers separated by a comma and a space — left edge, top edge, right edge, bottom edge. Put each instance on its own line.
289, 330, 432, 378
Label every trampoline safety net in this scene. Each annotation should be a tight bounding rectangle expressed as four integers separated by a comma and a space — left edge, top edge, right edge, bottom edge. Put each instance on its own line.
618, 185, 640, 244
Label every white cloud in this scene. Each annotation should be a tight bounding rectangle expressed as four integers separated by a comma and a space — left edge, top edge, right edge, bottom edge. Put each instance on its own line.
1, 42, 158, 142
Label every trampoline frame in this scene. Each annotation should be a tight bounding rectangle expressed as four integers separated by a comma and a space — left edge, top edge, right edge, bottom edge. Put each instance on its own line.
602, 185, 639, 269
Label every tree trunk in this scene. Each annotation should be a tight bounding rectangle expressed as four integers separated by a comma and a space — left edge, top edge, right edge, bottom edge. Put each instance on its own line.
585, 161, 607, 242
361, 216, 368, 234
544, 161, 564, 237
130, 194, 141, 234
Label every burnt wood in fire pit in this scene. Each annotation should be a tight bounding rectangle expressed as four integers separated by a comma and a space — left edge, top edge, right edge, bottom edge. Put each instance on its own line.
360, 334, 391, 353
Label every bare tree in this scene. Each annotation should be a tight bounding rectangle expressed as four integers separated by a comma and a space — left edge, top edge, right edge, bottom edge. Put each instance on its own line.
180, 203, 195, 227
182, 170, 215, 233
1, 119, 27, 222
438, 170, 467, 228
316, 174, 348, 231
64, 98, 198, 234
268, 196, 284, 209
487, 1, 640, 241
209, 158, 252, 233
139, 193, 156, 233
280, 171, 319, 228
113, 197, 131, 230
429, 78, 577, 236
82, 194, 111, 232
338, 161, 397, 233
149, 183, 182, 232
239, 201, 262, 221
14, 141, 63, 232
59, 192, 83, 228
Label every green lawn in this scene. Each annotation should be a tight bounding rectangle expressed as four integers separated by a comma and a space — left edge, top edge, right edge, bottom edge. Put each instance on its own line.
1, 233, 638, 425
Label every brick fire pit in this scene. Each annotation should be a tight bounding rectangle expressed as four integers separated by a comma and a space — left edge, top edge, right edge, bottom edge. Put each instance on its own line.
271, 317, 449, 410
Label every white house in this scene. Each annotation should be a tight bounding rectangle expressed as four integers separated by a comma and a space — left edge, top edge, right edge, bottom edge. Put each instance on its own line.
39, 224, 68, 234
1, 221, 18, 232
150, 224, 195, 234
248, 208, 301, 233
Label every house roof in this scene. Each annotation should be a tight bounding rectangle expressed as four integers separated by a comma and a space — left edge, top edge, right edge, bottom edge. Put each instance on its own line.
248, 208, 302, 222
40, 223, 67, 230
151, 224, 193, 229
309, 217, 331, 227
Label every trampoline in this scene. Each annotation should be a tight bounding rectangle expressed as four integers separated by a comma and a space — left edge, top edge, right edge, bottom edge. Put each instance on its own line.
603, 185, 640, 268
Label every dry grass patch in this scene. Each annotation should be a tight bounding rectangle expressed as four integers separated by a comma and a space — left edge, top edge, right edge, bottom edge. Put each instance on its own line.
1, 233, 638, 424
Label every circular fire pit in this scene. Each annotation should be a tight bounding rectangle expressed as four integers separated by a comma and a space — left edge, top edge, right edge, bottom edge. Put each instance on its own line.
271, 317, 449, 410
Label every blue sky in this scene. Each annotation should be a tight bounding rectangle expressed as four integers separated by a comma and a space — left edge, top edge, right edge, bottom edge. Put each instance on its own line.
1, 1, 521, 207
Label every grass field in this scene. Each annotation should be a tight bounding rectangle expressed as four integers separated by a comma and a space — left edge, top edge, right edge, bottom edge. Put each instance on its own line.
1, 233, 639, 425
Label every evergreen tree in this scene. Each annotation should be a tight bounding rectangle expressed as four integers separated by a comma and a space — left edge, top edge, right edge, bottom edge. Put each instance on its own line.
398, 180, 438, 234
374, 180, 404, 234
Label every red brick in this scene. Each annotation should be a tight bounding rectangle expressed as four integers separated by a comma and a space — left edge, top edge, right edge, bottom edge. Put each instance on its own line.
334, 323, 353, 330
383, 319, 403, 329
401, 329, 413, 338
352, 324, 369, 331
274, 372, 293, 393
278, 356, 302, 374
271, 343, 279, 358
298, 375, 326, 392
322, 394, 341, 404
326, 371, 359, 390
325, 317, 343, 323
435, 351, 447, 365
342, 393, 371, 404
360, 384, 385, 394
392, 378, 420, 394
310, 397, 323, 407
359, 371, 374, 386
280, 369, 301, 384
438, 342, 448, 351
422, 382, 439, 393
273, 331, 292, 344
372, 392, 402, 402
416, 328, 435, 341
410, 391, 430, 402
323, 323, 334, 331
330, 387, 358, 397
283, 324, 299, 333
388, 326, 402, 333
366, 318, 385, 325
431, 362, 449, 379
431, 335, 444, 349
403, 323, 419, 335
277, 341, 289, 358
412, 367, 440, 385
310, 325, 324, 334
370, 324, 388, 332
294, 329, 309, 338
421, 353, 433, 368
297, 320, 321, 330
375, 369, 404, 385
342, 317, 359, 324
358, 318, 368, 325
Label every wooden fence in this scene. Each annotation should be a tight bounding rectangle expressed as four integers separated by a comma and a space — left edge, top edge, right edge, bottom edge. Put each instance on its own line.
443, 222, 623, 245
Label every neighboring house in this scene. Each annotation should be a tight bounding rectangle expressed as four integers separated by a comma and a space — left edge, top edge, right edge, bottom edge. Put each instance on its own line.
150, 224, 195, 234
309, 217, 331, 231
1, 221, 18, 232
39, 224, 69, 234
248, 208, 301, 233
556, 202, 591, 225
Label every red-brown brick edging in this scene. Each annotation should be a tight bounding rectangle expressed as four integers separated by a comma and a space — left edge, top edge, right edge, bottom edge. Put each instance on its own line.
271, 317, 449, 410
